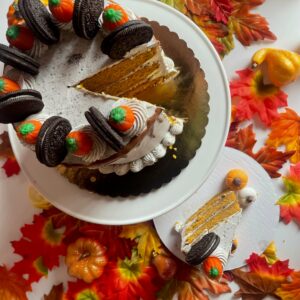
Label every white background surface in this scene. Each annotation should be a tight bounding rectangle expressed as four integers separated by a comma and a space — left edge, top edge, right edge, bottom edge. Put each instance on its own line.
0, 0, 300, 299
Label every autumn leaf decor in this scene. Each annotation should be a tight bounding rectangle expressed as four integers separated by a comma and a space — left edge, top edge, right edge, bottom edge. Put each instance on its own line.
161, 0, 276, 56
230, 68, 288, 126
226, 124, 294, 178
0, 265, 31, 300
11, 214, 66, 284
267, 108, 300, 163
0, 131, 20, 177
276, 163, 300, 225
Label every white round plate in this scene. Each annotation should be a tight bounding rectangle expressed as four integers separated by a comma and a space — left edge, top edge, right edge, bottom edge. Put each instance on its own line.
8, 0, 230, 225
154, 147, 279, 270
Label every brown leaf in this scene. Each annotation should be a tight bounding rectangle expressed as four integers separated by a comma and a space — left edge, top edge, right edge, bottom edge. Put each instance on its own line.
0, 131, 14, 159
232, 268, 281, 300
44, 283, 64, 300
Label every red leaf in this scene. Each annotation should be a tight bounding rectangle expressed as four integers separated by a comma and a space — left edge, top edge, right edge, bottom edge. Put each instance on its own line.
2, 157, 20, 177
231, 8, 276, 46
226, 124, 294, 178
230, 68, 287, 126
210, 0, 233, 24
11, 214, 66, 285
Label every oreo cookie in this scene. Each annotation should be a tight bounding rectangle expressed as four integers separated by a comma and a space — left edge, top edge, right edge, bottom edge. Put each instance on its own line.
85, 106, 125, 151
0, 44, 39, 75
18, 0, 60, 45
0, 89, 43, 123
73, 0, 104, 39
36, 116, 72, 167
101, 20, 154, 59
185, 232, 220, 266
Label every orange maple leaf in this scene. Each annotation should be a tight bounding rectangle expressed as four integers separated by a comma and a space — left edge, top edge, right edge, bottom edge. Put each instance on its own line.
230, 7, 276, 46
226, 124, 294, 178
230, 68, 288, 126
275, 271, 300, 300
267, 108, 300, 163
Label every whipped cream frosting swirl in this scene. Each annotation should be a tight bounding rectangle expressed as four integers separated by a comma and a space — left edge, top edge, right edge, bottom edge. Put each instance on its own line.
26, 39, 48, 59
210, 247, 229, 268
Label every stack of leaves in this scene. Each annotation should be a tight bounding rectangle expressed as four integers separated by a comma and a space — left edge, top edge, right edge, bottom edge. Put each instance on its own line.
0, 131, 20, 177
277, 163, 300, 226
161, 0, 276, 57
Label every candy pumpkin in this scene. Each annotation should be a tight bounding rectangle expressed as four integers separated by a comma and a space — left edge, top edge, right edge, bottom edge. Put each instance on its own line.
49, 0, 74, 23
152, 252, 177, 280
17, 120, 42, 144
102, 4, 129, 31
66, 131, 93, 156
6, 25, 35, 51
65, 238, 107, 283
109, 105, 135, 132
0, 77, 20, 94
7, 2, 24, 26
202, 256, 223, 279
225, 169, 248, 191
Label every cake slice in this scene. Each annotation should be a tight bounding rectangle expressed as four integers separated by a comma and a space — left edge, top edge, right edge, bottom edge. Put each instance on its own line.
77, 41, 178, 98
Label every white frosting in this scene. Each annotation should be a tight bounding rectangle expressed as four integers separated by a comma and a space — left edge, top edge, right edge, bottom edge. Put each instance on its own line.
170, 118, 184, 136
238, 187, 257, 208
55, 21, 73, 32
210, 247, 229, 267
67, 125, 107, 163
130, 158, 143, 173
152, 144, 167, 159
114, 163, 130, 176
142, 152, 157, 166
26, 39, 48, 59
162, 132, 175, 147
98, 164, 114, 174
112, 99, 147, 138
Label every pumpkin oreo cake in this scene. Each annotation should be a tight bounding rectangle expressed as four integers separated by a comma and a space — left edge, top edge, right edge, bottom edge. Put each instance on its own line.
0, 0, 209, 196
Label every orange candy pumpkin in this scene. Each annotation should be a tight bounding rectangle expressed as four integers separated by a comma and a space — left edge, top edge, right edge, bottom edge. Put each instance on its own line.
7, 2, 24, 26
49, 0, 74, 23
202, 256, 223, 279
109, 105, 135, 132
66, 131, 93, 156
0, 77, 20, 94
17, 120, 42, 144
6, 25, 35, 51
102, 4, 129, 31
65, 238, 107, 283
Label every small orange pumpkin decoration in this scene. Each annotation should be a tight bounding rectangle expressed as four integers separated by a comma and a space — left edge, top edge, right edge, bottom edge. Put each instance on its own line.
49, 0, 74, 23
6, 25, 35, 51
109, 105, 135, 132
66, 131, 93, 156
17, 120, 42, 144
0, 77, 20, 95
225, 169, 248, 191
102, 4, 129, 31
202, 256, 223, 279
7, 2, 24, 26
65, 237, 107, 283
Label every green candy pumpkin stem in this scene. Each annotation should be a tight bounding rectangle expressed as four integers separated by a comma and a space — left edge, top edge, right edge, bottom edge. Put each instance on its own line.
66, 137, 78, 153
209, 267, 220, 278
104, 8, 122, 23
0, 79, 4, 92
110, 107, 126, 123
6, 25, 20, 39
49, 0, 61, 6
19, 123, 35, 136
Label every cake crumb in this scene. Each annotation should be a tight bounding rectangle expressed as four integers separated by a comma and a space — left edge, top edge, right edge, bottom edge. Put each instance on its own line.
172, 154, 177, 159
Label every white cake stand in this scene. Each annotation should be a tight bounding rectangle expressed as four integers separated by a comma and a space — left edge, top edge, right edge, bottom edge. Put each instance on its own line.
8, 0, 230, 225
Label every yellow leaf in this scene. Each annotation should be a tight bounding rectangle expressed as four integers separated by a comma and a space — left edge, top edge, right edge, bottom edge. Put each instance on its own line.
262, 242, 278, 265
28, 185, 52, 210
120, 222, 162, 264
